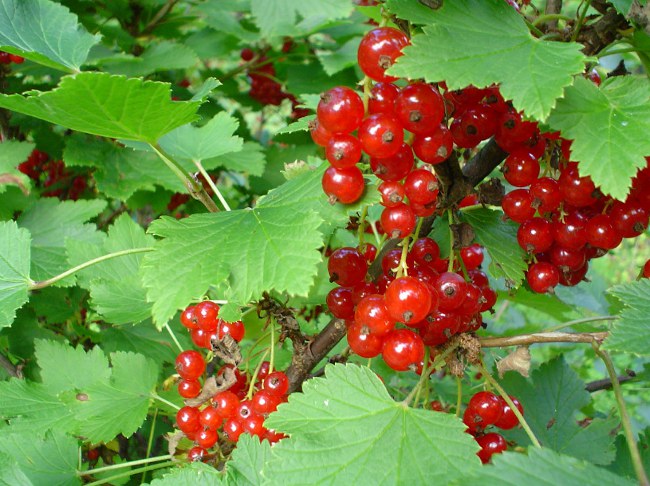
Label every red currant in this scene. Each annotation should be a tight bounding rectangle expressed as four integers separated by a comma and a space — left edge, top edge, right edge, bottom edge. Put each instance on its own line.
328, 247, 368, 287
357, 27, 409, 82
322, 166, 365, 204
359, 114, 404, 158
317, 86, 364, 134
381, 329, 425, 372
175, 350, 206, 380
384, 277, 432, 324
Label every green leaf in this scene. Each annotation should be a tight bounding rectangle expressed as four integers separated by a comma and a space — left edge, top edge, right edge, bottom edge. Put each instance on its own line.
0, 73, 200, 142
17, 199, 105, 284
276, 115, 314, 135
67, 351, 158, 443
0, 140, 33, 194
605, 279, 650, 356
142, 205, 324, 326
0, 430, 79, 486
389, 0, 586, 121
0, 221, 31, 327
66, 214, 154, 324
0, 451, 33, 486
460, 208, 527, 286
498, 288, 575, 321
63, 135, 184, 199
251, 0, 355, 38
608, 428, 650, 480
206, 141, 266, 176
35, 339, 110, 395
105, 41, 198, 77
147, 462, 224, 485
317, 37, 361, 76
159, 113, 243, 162
500, 356, 616, 464
264, 364, 480, 484
464, 447, 633, 486
0, 0, 100, 72
197, 0, 259, 43
384, 0, 436, 24
547, 76, 650, 200
225, 435, 272, 486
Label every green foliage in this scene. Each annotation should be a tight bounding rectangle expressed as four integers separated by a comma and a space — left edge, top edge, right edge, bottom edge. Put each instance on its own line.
225, 435, 272, 485
0, 140, 33, 194
265, 364, 481, 484
0, 221, 31, 327
547, 76, 650, 200
389, 0, 586, 120
605, 279, 650, 356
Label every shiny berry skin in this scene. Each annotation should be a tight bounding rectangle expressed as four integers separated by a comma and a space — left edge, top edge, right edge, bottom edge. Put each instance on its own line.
559, 263, 589, 286
503, 152, 540, 187
381, 329, 425, 372
460, 244, 484, 270
384, 277, 432, 324
369, 82, 400, 115
643, 260, 650, 278
212, 391, 240, 419
410, 237, 440, 267
494, 396, 524, 430
586, 214, 622, 250
190, 328, 212, 349
347, 322, 383, 358
309, 118, 333, 147
326, 287, 355, 320
380, 203, 416, 238
352, 282, 379, 305
610, 201, 648, 238
476, 433, 507, 464
180, 305, 199, 330
187, 446, 207, 462
359, 113, 404, 158
354, 294, 395, 336
317, 86, 364, 134
378, 180, 406, 207
200, 406, 223, 430
175, 350, 205, 380
381, 248, 406, 276
264, 371, 289, 396
178, 379, 202, 399
359, 243, 378, 263
195, 301, 220, 330
328, 247, 368, 287
558, 166, 597, 207
251, 389, 282, 415
322, 166, 365, 204
435, 272, 467, 312
242, 414, 266, 437
526, 262, 560, 293
530, 177, 561, 214
218, 319, 245, 342
176, 406, 201, 434
553, 212, 588, 250
404, 169, 439, 205
412, 126, 453, 165
394, 83, 445, 134
370, 143, 414, 181
224, 418, 244, 442
419, 311, 461, 346
517, 217, 554, 254
326, 134, 363, 168
468, 391, 503, 426
357, 27, 409, 82
550, 246, 586, 272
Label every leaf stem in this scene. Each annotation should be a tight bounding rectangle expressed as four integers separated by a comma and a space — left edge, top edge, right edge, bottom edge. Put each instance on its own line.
478, 363, 542, 448
396, 237, 410, 278
592, 344, 650, 486
455, 376, 462, 417
28, 248, 154, 290
193, 159, 231, 211
597, 47, 639, 58
403, 343, 459, 407
150, 393, 180, 411
447, 209, 455, 272
571, 0, 592, 42
543, 315, 617, 333
532, 13, 572, 26
78, 454, 173, 476
357, 205, 369, 245
269, 320, 276, 374
480, 331, 608, 347
85, 461, 176, 485
140, 408, 158, 484
246, 349, 270, 400
164, 323, 184, 353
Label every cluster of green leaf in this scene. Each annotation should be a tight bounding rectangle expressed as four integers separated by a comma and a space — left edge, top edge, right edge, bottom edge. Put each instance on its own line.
0, 0, 648, 484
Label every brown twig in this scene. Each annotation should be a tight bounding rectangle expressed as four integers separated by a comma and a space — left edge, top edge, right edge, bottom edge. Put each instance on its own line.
480, 331, 608, 347
545, 0, 563, 29
585, 370, 637, 392
575, 5, 629, 55
0, 352, 21, 379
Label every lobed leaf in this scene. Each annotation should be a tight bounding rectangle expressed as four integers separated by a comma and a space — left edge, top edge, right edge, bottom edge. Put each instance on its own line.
0, 221, 31, 327
0, 140, 34, 194
605, 279, 650, 356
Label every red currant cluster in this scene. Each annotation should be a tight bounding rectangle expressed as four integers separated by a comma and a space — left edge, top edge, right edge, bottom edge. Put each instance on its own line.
174, 302, 287, 461
17, 148, 88, 200
240, 47, 308, 119
463, 391, 524, 463
0, 51, 24, 65
326, 239, 496, 372
503, 150, 650, 293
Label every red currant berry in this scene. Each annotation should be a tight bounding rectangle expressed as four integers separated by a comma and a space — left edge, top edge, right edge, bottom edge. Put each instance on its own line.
187, 446, 207, 462
357, 27, 409, 82
494, 395, 524, 430
460, 244, 484, 271
326, 134, 363, 168
176, 406, 201, 434
610, 201, 648, 238
530, 177, 561, 213
384, 277, 432, 324
369, 82, 400, 115
217, 319, 245, 342
517, 217, 554, 254
468, 391, 503, 426
410, 237, 441, 267
180, 305, 199, 330
404, 169, 439, 205
381, 329, 425, 372
378, 180, 406, 207
178, 379, 202, 399
309, 118, 332, 147
213, 390, 240, 419
476, 432, 507, 464
434, 272, 467, 312
553, 212, 588, 250
394, 83, 445, 134
326, 287, 355, 320
351, 281, 379, 305
175, 350, 205, 380
263, 371, 289, 397
359, 113, 404, 158
526, 262, 560, 293
347, 322, 384, 358
328, 247, 368, 287
380, 203, 416, 238
200, 406, 223, 430
224, 418, 244, 442
558, 165, 598, 208
586, 214, 622, 250
419, 311, 461, 346
412, 126, 453, 165
242, 414, 266, 437
503, 152, 540, 187
194, 301, 220, 331
252, 389, 282, 415
317, 86, 364, 134
322, 166, 365, 204
370, 143, 414, 181
354, 294, 395, 336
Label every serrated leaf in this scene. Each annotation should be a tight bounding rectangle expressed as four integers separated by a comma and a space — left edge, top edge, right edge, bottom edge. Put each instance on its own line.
384, 0, 436, 24
547, 76, 650, 200
264, 364, 480, 484
0, 451, 33, 486
0, 0, 100, 72
389, 0, 586, 120
17, 199, 105, 284
0, 221, 31, 327
147, 461, 224, 485
65, 214, 154, 324
460, 208, 527, 286
225, 435, 272, 486
159, 112, 243, 162
498, 288, 575, 321
605, 279, 650, 356
63, 136, 184, 199
464, 447, 633, 486
0, 429, 79, 486
317, 37, 361, 76
35, 339, 110, 395
276, 115, 314, 135
105, 41, 198, 77
500, 356, 616, 464
68, 351, 158, 443
206, 141, 266, 176
251, 0, 355, 38
198, 0, 259, 43
0, 140, 33, 194
608, 429, 650, 480
0, 73, 200, 142
218, 302, 243, 323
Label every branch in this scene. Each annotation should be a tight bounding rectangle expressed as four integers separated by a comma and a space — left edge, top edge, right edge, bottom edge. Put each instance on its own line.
479, 331, 608, 347
585, 370, 637, 392
142, 0, 179, 35
575, 4, 630, 55
0, 352, 21, 378
545, 0, 563, 29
